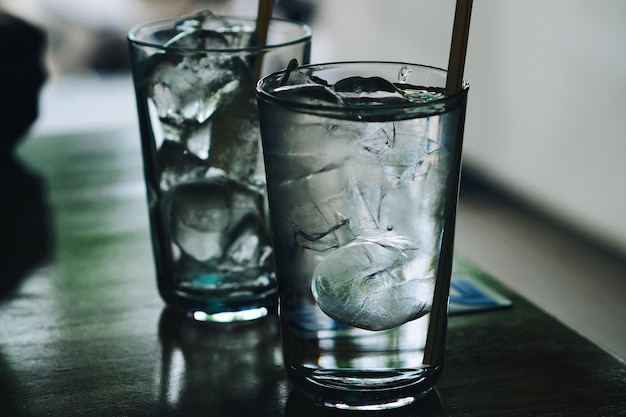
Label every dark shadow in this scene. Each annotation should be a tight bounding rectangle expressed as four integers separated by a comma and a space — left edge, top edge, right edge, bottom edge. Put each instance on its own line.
0, 156, 53, 298
0, 346, 36, 417
0, 12, 51, 299
0, 13, 47, 156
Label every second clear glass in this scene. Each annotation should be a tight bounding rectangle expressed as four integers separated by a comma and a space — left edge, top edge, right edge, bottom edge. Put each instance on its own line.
128, 12, 312, 322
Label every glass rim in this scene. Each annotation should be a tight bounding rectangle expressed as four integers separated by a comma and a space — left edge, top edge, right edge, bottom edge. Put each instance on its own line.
127, 15, 312, 53
255, 61, 469, 120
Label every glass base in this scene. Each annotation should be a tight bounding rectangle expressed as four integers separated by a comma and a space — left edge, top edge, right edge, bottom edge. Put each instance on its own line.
286, 365, 442, 411
166, 303, 272, 323
285, 384, 444, 415
159, 282, 277, 323
307, 386, 435, 411
322, 395, 420, 411
188, 306, 270, 322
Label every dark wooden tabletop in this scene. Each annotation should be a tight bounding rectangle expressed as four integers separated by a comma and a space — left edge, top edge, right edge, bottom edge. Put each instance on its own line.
1, 128, 625, 417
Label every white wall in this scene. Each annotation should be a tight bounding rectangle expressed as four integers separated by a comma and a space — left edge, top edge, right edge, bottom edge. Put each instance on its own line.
310, 0, 626, 254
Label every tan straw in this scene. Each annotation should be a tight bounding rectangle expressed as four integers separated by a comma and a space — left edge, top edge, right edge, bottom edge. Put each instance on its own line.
445, 0, 474, 95
254, 0, 275, 78
424, 0, 473, 366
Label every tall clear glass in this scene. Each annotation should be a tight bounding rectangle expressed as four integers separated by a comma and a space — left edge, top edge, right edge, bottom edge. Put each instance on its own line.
128, 12, 311, 322
256, 61, 469, 409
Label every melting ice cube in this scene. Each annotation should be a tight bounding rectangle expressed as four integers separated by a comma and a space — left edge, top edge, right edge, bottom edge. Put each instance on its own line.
311, 238, 433, 331
333, 76, 408, 104
157, 140, 208, 191
169, 181, 232, 262
223, 218, 271, 271
143, 12, 255, 148
273, 84, 344, 106
167, 175, 266, 263
207, 86, 261, 181
168, 10, 255, 49
148, 55, 247, 129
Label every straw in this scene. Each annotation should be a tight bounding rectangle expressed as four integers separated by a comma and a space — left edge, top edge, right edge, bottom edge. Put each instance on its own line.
445, 0, 474, 95
254, 0, 275, 79
423, 0, 473, 366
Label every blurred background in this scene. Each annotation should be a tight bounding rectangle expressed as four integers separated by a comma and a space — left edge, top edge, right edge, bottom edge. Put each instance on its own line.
1, 0, 624, 357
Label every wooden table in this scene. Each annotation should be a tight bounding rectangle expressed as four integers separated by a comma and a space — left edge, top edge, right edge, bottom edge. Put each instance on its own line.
1, 128, 625, 417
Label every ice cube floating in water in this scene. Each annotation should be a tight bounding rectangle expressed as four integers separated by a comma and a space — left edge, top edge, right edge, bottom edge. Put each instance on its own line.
311, 238, 435, 331
165, 10, 259, 50
271, 59, 445, 108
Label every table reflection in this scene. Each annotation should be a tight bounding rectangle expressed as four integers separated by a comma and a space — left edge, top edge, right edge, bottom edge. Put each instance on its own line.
157, 308, 288, 415
156, 307, 443, 416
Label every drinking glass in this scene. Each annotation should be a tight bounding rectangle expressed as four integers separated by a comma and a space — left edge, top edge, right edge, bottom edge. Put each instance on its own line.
256, 61, 469, 409
128, 11, 311, 322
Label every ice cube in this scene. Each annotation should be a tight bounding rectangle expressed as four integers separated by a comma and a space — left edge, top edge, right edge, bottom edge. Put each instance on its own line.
167, 10, 254, 50
278, 59, 330, 87
144, 10, 254, 135
351, 122, 396, 154
271, 162, 362, 252
270, 179, 349, 253
333, 76, 410, 106
223, 218, 270, 269
273, 84, 344, 106
263, 123, 352, 185
334, 76, 400, 95
291, 200, 347, 252
165, 26, 229, 50
169, 181, 232, 262
149, 55, 246, 129
311, 238, 433, 331
157, 140, 208, 191
207, 86, 261, 181
271, 60, 342, 106
185, 122, 212, 160
144, 50, 254, 165
273, 63, 413, 108
168, 174, 265, 263
226, 228, 260, 266
378, 138, 450, 251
